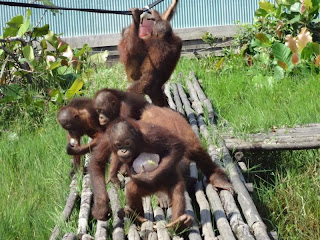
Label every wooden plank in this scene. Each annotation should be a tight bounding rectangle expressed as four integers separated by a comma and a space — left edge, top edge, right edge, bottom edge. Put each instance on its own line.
226, 141, 320, 151
62, 25, 238, 48
108, 185, 125, 240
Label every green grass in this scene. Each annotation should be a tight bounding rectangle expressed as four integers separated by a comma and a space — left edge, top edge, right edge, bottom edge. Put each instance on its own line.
0, 117, 71, 239
0, 57, 319, 239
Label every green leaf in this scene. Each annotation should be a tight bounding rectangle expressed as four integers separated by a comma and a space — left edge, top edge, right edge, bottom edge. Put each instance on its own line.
26, 9, 32, 18
256, 33, 272, 46
48, 62, 61, 70
3, 27, 18, 38
312, 42, 320, 55
45, 30, 59, 49
88, 50, 109, 64
32, 24, 49, 37
7, 15, 23, 27
259, 1, 276, 13
74, 44, 90, 58
18, 18, 30, 37
0, 84, 23, 103
311, 19, 320, 23
49, 88, 63, 103
274, 65, 285, 80
273, 43, 294, 71
289, 14, 301, 24
255, 8, 268, 17
40, 38, 47, 50
290, 2, 302, 12
22, 45, 35, 61
0, 49, 4, 56
65, 78, 84, 100
301, 42, 314, 60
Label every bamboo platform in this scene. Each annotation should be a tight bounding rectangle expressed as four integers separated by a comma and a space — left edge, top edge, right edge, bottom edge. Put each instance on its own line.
222, 124, 320, 151
50, 72, 277, 240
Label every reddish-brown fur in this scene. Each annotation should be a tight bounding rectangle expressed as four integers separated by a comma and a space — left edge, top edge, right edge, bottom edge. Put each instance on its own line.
118, 7, 182, 107
107, 119, 193, 228
90, 105, 232, 221
57, 97, 104, 169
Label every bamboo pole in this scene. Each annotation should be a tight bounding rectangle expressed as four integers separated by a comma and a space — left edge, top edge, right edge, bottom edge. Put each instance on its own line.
141, 196, 157, 240
82, 234, 93, 240
77, 173, 93, 238
94, 220, 108, 240
164, 83, 176, 110
204, 181, 236, 240
225, 141, 320, 151
176, 82, 200, 139
185, 191, 202, 240
171, 83, 185, 116
190, 74, 270, 239
128, 224, 141, 240
108, 185, 125, 240
194, 181, 217, 240
154, 207, 171, 240
219, 190, 254, 240
50, 176, 79, 240
62, 233, 77, 240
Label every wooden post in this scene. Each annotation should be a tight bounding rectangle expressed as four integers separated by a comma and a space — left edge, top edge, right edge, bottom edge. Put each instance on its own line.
128, 224, 141, 240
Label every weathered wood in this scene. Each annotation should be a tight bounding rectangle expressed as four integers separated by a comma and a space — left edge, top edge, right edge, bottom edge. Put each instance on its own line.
141, 196, 157, 239
128, 224, 141, 240
219, 190, 254, 240
63, 25, 237, 48
50, 177, 79, 240
82, 234, 93, 240
204, 182, 235, 240
226, 141, 320, 151
164, 84, 176, 111
219, 142, 270, 240
237, 162, 248, 172
108, 185, 125, 240
194, 181, 216, 240
185, 191, 202, 240
191, 73, 217, 124
77, 173, 93, 238
141, 220, 157, 240
176, 82, 200, 139
186, 77, 204, 115
171, 82, 185, 116
94, 220, 108, 240
62, 233, 77, 240
154, 207, 171, 240
143, 196, 154, 222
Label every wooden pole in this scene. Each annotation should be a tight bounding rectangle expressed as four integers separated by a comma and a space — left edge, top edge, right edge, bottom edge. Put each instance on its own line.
194, 181, 217, 240
185, 191, 202, 240
94, 220, 108, 240
164, 83, 176, 110
219, 190, 254, 240
171, 82, 185, 116
108, 185, 125, 240
128, 224, 141, 240
141, 196, 157, 240
204, 181, 236, 240
154, 207, 171, 240
77, 173, 93, 238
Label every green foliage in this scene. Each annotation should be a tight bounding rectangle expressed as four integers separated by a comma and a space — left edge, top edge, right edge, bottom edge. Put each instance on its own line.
231, 0, 320, 79
0, 9, 93, 129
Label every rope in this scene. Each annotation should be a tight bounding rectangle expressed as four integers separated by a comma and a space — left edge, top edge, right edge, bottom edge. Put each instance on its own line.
0, 0, 165, 15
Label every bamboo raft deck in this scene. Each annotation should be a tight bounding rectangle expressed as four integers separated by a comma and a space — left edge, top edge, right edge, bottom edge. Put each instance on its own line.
222, 124, 320, 151
50, 72, 277, 240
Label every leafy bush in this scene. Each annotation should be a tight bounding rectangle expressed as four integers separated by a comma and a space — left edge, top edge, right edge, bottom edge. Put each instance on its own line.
0, 8, 93, 129
233, 0, 320, 79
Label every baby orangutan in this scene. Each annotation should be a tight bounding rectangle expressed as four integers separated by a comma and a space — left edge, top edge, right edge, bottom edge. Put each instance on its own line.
108, 120, 193, 229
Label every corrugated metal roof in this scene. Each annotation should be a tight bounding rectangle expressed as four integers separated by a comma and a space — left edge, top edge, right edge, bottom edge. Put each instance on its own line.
0, 0, 259, 37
